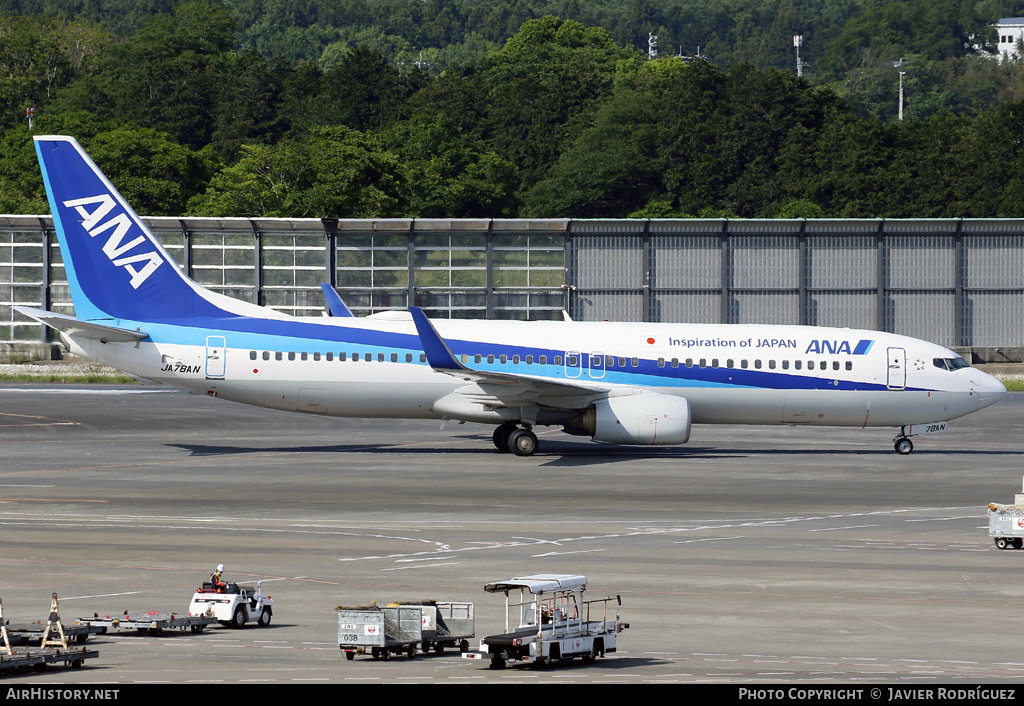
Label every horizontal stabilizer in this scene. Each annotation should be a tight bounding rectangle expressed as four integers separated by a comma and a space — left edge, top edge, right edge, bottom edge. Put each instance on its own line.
14, 306, 147, 343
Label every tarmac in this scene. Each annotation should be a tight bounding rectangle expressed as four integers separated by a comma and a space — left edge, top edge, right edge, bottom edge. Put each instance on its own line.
0, 382, 1022, 684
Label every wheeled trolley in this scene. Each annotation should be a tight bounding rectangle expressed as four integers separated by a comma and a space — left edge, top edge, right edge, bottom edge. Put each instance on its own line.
413, 601, 474, 654
988, 503, 1024, 549
76, 612, 218, 635
336, 604, 423, 661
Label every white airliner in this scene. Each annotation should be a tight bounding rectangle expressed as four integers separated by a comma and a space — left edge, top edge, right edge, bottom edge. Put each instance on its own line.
19, 135, 1007, 456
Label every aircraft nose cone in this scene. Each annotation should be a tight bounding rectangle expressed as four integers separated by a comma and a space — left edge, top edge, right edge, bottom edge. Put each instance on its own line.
975, 373, 1007, 410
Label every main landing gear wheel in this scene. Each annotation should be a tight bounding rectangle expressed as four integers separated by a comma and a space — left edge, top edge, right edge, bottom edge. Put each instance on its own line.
492, 423, 517, 453
894, 438, 914, 455
509, 428, 538, 456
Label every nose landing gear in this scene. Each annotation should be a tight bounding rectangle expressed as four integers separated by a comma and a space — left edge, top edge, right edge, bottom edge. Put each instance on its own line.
893, 426, 914, 455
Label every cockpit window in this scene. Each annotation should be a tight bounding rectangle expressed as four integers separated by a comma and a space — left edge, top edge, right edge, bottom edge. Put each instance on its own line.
933, 356, 970, 371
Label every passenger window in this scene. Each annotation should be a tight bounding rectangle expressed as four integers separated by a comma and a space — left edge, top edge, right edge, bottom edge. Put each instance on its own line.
420, 354, 426, 362
405, 353, 412, 362
378, 353, 385, 362
513, 355, 520, 364
741, 360, 748, 369
711, 359, 719, 368
768, 360, 776, 369
631, 357, 639, 367
326, 352, 333, 361
555, 356, 563, 365
794, 360, 801, 370
832, 361, 839, 371
500, 354, 508, 364
754, 360, 762, 369
671, 358, 679, 368
845, 361, 852, 371
487, 354, 495, 364
263, 351, 270, 361
288, 352, 296, 361
657, 358, 665, 368
526, 355, 533, 365
781, 360, 789, 370
699, 358, 707, 368
313, 352, 321, 361
618, 357, 626, 367
808, 361, 814, 370
686, 358, 693, 368
339, 352, 347, 361
475, 355, 482, 364
391, 353, 398, 362
540, 355, 547, 365
461, 354, 468, 364
249, 351, 257, 360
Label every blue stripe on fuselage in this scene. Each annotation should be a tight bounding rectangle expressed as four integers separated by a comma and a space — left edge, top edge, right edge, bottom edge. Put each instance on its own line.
131, 314, 904, 393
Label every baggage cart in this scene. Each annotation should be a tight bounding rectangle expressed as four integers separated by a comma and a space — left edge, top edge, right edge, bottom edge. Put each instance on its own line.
413, 601, 474, 654
336, 604, 423, 661
988, 503, 1024, 549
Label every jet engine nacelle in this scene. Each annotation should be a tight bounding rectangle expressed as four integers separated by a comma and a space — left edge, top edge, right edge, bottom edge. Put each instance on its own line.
588, 393, 692, 445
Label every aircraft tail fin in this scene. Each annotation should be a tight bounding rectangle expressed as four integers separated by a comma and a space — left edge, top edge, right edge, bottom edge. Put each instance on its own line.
34, 135, 241, 323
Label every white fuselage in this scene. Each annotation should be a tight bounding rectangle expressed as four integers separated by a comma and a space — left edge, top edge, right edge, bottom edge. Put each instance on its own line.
63, 315, 1006, 431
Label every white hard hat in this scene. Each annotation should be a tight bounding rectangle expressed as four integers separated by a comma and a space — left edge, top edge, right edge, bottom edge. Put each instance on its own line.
217, 564, 224, 572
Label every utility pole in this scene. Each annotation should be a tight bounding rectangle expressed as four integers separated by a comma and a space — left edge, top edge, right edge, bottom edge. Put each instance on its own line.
793, 35, 805, 77
893, 59, 908, 121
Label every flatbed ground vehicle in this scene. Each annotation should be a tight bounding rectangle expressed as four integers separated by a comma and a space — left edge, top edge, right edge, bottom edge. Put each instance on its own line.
462, 573, 627, 669
75, 611, 217, 635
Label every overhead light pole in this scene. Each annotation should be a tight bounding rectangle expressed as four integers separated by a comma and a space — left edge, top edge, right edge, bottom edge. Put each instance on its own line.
893, 59, 908, 121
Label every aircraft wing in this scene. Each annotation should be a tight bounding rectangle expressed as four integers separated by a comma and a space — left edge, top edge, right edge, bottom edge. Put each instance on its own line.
14, 306, 148, 343
409, 307, 608, 410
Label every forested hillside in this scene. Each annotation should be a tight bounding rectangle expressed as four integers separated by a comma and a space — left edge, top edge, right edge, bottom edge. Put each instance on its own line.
3, 0, 1024, 218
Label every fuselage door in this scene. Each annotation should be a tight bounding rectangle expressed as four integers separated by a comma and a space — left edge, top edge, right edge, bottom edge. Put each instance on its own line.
887, 347, 906, 390
564, 351, 582, 378
588, 351, 606, 379
206, 335, 226, 379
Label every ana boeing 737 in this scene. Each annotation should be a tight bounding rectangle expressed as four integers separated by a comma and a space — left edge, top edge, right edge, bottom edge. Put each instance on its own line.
18, 135, 1007, 456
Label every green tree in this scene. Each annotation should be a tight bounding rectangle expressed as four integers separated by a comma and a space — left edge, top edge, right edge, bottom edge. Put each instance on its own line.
51, 1, 236, 150
189, 126, 406, 218
380, 114, 518, 217
85, 127, 221, 216
477, 16, 636, 191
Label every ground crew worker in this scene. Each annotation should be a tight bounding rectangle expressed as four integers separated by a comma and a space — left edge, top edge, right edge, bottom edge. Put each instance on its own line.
211, 564, 226, 592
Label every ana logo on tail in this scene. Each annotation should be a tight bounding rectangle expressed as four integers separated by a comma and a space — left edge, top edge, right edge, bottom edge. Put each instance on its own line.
62, 194, 163, 289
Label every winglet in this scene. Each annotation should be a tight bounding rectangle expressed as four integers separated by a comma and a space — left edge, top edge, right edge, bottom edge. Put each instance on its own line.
408, 307, 466, 372
320, 284, 354, 317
